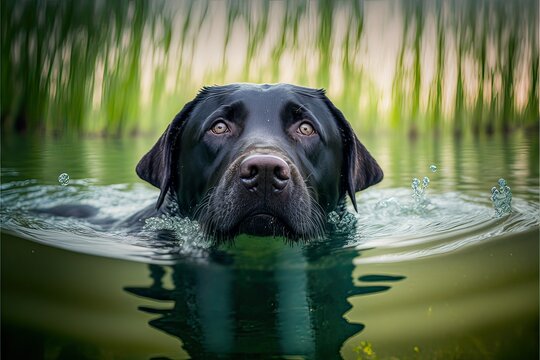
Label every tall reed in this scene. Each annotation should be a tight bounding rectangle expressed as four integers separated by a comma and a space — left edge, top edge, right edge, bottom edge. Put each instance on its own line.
1, 0, 538, 136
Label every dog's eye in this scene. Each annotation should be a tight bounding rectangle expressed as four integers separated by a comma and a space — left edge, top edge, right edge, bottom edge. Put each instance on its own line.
297, 122, 316, 136
210, 121, 230, 135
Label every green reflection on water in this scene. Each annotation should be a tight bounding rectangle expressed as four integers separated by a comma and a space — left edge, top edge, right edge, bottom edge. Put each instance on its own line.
1, 131, 539, 358
2, 131, 537, 202
1, 226, 538, 359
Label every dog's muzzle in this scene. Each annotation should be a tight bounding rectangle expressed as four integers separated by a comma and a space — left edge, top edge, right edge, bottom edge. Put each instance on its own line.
239, 154, 291, 196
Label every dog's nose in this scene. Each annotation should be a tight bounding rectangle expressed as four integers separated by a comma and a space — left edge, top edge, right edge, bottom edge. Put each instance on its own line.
239, 154, 290, 193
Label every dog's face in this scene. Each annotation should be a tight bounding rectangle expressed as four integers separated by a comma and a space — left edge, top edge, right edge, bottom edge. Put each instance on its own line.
137, 83, 383, 241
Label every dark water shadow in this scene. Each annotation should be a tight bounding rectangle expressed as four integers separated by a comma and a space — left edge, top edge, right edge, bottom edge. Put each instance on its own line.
125, 239, 406, 359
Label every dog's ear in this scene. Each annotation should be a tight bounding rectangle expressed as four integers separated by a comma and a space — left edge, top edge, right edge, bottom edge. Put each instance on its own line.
136, 99, 199, 209
322, 97, 384, 212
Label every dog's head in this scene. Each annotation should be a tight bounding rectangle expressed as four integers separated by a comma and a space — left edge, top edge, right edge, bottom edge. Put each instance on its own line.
137, 83, 383, 241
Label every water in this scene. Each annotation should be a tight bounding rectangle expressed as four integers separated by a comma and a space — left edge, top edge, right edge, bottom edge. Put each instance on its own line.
411, 176, 431, 211
1, 132, 539, 359
58, 172, 70, 186
491, 178, 513, 217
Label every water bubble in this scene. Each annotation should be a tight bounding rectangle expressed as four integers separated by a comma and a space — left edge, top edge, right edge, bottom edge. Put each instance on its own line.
429, 164, 437, 173
58, 173, 70, 186
491, 178, 512, 217
327, 208, 358, 234
411, 173, 432, 212
327, 211, 340, 224
143, 214, 211, 251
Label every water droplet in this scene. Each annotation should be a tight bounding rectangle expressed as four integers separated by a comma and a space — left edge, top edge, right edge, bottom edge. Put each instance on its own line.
327, 211, 340, 224
58, 173, 70, 186
412, 178, 420, 189
422, 176, 430, 187
429, 164, 437, 173
491, 178, 512, 217
143, 214, 210, 252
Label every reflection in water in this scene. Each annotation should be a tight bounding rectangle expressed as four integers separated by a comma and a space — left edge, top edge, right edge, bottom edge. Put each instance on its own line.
125, 243, 405, 358
1, 133, 538, 358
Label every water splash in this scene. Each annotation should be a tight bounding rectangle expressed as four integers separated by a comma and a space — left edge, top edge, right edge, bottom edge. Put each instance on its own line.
143, 214, 212, 253
374, 166, 436, 216
409, 164, 439, 212
491, 178, 512, 217
1, 176, 538, 264
355, 187, 539, 262
412, 176, 431, 209
58, 173, 70, 186
327, 210, 358, 234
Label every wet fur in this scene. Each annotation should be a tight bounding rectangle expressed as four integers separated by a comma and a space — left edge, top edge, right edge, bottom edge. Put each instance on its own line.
134, 83, 383, 242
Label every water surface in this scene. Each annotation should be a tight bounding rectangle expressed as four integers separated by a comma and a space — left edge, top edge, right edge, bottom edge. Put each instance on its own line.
1, 132, 538, 359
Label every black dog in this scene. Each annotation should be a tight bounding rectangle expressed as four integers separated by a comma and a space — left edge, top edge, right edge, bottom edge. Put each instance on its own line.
135, 83, 382, 241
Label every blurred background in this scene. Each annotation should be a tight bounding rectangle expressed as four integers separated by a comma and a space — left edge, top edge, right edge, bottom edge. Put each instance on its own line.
1, 3, 539, 358
1, 0, 538, 137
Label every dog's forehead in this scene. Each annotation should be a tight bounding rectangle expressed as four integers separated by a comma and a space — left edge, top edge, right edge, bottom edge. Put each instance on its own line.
197, 83, 330, 117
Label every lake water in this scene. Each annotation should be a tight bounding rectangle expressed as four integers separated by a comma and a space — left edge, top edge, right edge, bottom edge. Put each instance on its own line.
1, 131, 538, 359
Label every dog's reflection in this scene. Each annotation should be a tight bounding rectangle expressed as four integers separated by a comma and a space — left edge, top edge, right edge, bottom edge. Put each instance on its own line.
125, 245, 404, 358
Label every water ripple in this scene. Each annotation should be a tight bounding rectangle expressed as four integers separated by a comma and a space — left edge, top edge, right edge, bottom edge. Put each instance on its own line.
352, 188, 539, 264
1, 180, 538, 264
